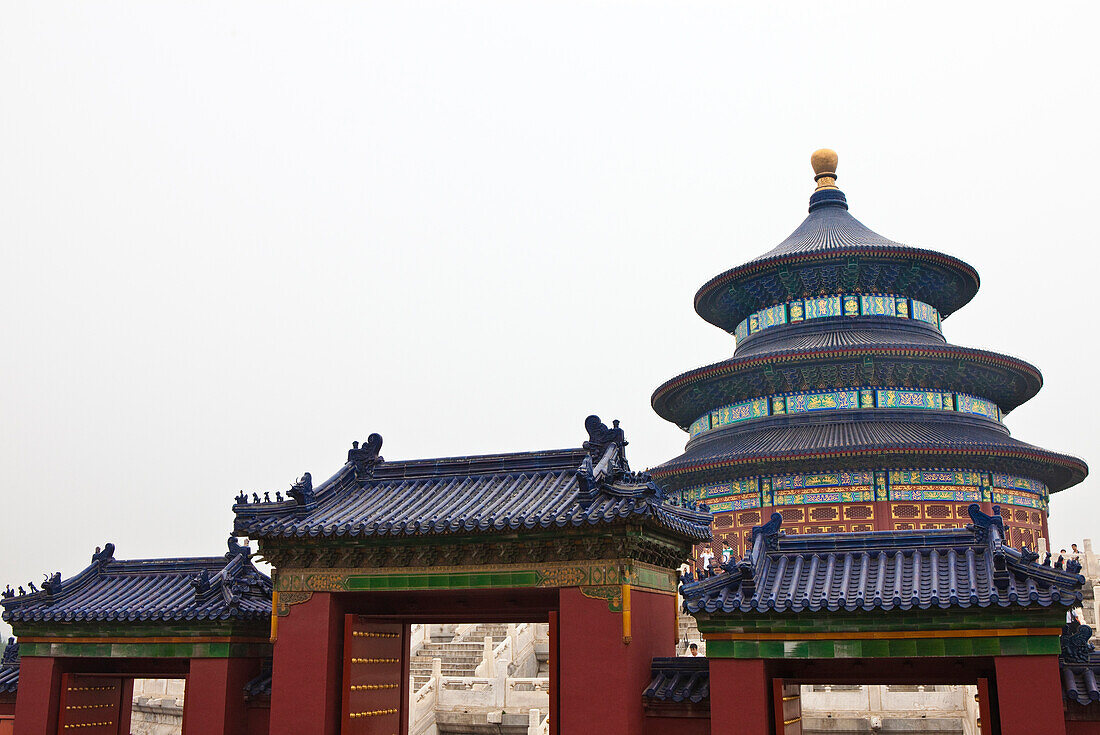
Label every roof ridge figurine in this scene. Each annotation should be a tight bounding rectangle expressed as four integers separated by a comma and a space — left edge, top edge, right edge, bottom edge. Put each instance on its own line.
91, 543, 115, 570
348, 433, 384, 479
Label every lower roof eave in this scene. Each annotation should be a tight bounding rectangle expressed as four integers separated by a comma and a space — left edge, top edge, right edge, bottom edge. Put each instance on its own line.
650, 446, 1088, 494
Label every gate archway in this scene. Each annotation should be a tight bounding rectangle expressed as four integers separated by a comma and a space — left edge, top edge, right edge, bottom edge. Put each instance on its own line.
234, 419, 711, 735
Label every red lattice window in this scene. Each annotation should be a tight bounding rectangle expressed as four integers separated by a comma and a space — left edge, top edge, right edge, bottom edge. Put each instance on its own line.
852, 523, 874, 532
811, 506, 839, 521
926, 504, 952, 519
893, 504, 920, 519
785, 527, 800, 535
955, 504, 972, 518
780, 508, 805, 523
737, 511, 761, 526
827, 525, 846, 533
894, 523, 915, 530
805, 526, 824, 534
715, 514, 733, 528
1011, 527, 1024, 546
1031, 512, 1041, 525
1020, 529, 1036, 549
1013, 509, 1028, 523
845, 505, 873, 520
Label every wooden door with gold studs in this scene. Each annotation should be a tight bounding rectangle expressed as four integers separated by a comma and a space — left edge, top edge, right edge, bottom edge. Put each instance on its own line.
772, 678, 802, 735
342, 616, 407, 735
57, 674, 125, 734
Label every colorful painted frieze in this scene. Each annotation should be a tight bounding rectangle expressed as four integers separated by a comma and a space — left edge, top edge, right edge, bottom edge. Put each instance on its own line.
804, 295, 842, 320
732, 292, 946, 343
705, 492, 762, 512
734, 320, 749, 343
991, 473, 1046, 494
992, 488, 1043, 509
911, 299, 940, 327
712, 397, 769, 428
688, 414, 711, 438
759, 303, 787, 330
774, 488, 873, 505
889, 469, 984, 486
956, 394, 999, 421
860, 294, 896, 317
889, 486, 982, 502
876, 389, 943, 410
772, 471, 874, 490
701, 478, 759, 499
786, 389, 859, 413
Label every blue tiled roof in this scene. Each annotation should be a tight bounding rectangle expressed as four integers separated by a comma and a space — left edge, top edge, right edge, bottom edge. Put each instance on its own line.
234, 443, 712, 542
652, 412, 1088, 493
693, 190, 981, 330
642, 657, 709, 704
2, 544, 272, 624
244, 663, 272, 700
0, 665, 16, 695
681, 504, 1083, 616
0, 639, 17, 694
1064, 662, 1100, 706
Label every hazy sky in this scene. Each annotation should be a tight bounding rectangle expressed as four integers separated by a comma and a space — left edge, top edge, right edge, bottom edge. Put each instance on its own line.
2, 2, 1097, 638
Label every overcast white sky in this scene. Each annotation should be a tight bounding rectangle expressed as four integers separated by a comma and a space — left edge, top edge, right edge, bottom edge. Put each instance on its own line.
2, 2, 1098, 639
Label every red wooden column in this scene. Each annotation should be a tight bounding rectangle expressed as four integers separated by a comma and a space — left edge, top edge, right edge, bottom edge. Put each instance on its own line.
12, 657, 62, 735
556, 586, 676, 735
708, 658, 771, 734
183, 657, 263, 735
995, 654, 1066, 735
269, 592, 345, 735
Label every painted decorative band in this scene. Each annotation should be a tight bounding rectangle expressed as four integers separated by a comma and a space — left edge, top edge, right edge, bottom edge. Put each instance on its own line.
679, 468, 1048, 512
688, 388, 1001, 438
734, 293, 940, 343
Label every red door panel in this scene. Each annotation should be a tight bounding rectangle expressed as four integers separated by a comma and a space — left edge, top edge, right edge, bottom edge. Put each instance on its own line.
342, 617, 406, 735
57, 674, 124, 735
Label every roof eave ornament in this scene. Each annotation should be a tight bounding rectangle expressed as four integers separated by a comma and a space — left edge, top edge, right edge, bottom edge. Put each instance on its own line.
967, 503, 1011, 588
287, 472, 317, 512
582, 415, 629, 470
348, 433, 384, 480
1062, 620, 1096, 663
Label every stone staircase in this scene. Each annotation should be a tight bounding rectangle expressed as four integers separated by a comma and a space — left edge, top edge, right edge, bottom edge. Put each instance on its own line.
677, 613, 705, 655
410, 623, 509, 687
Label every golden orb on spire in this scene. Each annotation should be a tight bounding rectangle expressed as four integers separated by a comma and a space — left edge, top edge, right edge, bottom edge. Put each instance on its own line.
811, 148, 839, 190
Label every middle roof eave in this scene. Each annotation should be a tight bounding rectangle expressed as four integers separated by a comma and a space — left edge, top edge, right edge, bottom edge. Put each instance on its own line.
651, 343, 1043, 427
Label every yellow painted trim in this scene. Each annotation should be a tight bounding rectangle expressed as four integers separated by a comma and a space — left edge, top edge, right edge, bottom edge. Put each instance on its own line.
704, 627, 1061, 641
622, 584, 632, 644
270, 590, 279, 642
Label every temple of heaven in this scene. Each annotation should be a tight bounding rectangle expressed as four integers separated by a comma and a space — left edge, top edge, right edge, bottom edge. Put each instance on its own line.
650, 149, 1088, 560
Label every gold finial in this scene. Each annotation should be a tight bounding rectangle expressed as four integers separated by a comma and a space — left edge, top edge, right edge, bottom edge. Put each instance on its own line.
811, 148, 839, 190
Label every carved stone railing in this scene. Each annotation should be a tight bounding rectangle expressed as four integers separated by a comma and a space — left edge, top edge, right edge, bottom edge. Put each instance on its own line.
408, 659, 441, 735
434, 675, 550, 711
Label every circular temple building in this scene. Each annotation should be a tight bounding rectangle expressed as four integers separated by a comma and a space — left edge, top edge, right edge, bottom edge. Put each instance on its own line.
650, 150, 1088, 560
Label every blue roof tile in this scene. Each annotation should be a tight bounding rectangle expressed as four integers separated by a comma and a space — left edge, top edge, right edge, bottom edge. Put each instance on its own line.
0, 639, 17, 694
234, 440, 712, 543
1, 542, 271, 625
681, 504, 1083, 616
642, 657, 709, 704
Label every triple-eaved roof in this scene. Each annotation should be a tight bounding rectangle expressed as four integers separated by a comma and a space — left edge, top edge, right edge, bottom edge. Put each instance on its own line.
1, 541, 271, 625
233, 417, 713, 543
681, 504, 1084, 616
